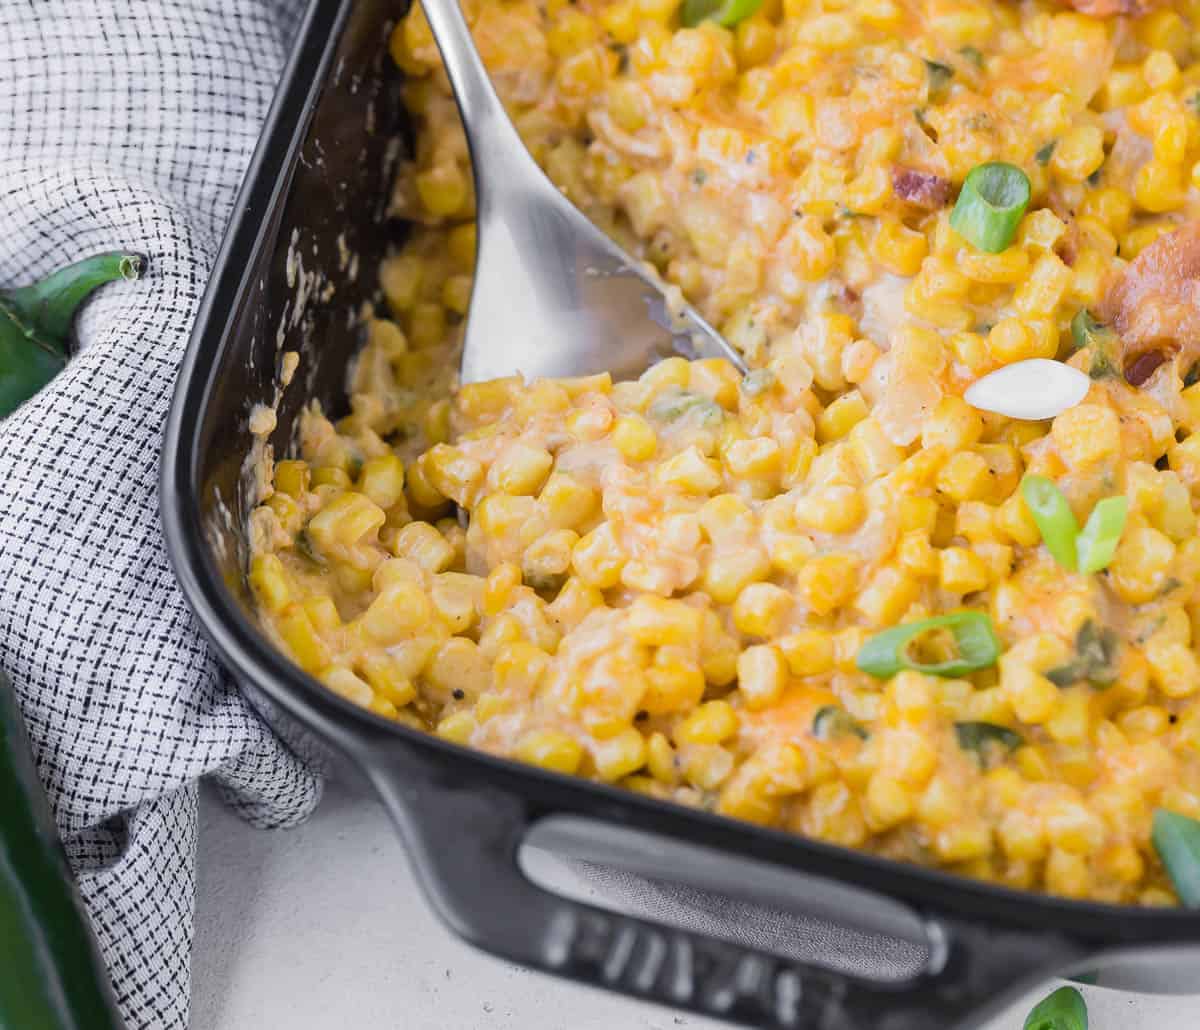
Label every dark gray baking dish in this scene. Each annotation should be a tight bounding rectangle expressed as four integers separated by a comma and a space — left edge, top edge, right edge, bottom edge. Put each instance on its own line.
159, 0, 1200, 1026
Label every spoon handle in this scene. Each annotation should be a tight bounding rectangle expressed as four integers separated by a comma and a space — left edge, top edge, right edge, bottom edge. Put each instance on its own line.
420, 0, 537, 204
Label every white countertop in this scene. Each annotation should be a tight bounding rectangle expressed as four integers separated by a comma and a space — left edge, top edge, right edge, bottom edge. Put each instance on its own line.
192, 782, 1200, 1030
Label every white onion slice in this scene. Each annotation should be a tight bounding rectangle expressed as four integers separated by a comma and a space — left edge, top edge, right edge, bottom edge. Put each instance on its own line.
963, 359, 1091, 421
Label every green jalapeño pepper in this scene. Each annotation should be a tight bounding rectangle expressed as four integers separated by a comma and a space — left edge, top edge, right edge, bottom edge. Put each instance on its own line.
0, 672, 124, 1029
0, 252, 143, 418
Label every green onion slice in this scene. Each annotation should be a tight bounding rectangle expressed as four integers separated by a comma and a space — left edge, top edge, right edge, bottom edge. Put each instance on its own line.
1021, 476, 1079, 572
648, 389, 723, 424
679, 0, 763, 28
1035, 141, 1056, 166
856, 612, 1001, 679
1023, 985, 1088, 1030
950, 162, 1031, 253
812, 705, 868, 741
924, 59, 954, 96
1153, 809, 1200, 907
740, 368, 776, 397
955, 721, 1024, 766
1046, 619, 1119, 688
1076, 496, 1128, 574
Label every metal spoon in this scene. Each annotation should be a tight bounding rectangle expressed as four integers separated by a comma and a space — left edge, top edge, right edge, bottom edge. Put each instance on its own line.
420, 0, 747, 386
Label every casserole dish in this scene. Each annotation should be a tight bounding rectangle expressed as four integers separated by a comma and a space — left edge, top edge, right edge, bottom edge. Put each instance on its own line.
160, 1, 1200, 1026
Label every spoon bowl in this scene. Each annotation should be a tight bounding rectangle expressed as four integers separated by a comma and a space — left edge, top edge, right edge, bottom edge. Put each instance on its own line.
420, 0, 747, 385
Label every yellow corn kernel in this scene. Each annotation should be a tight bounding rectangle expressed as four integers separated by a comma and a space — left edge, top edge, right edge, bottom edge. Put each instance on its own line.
1135, 159, 1185, 214
515, 729, 584, 774
627, 595, 703, 647
539, 473, 599, 529
855, 567, 920, 625
959, 247, 1030, 285
571, 523, 625, 589
592, 728, 648, 783
360, 654, 417, 708
1000, 661, 1059, 724
643, 646, 706, 715
887, 670, 935, 723
488, 443, 554, 496
389, 520, 454, 572
877, 728, 938, 788
897, 531, 939, 578
865, 773, 914, 831
321, 666, 374, 708
1109, 526, 1175, 605
936, 451, 992, 503
816, 391, 868, 442
1051, 403, 1121, 469
872, 218, 928, 276
703, 547, 771, 604
778, 629, 834, 677
675, 700, 739, 746
795, 553, 859, 615
274, 459, 310, 498
277, 604, 331, 674
301, 595, 340, 636
307, 492, 386, 552
646, 731, 678, 784
655, 446, 723, 494
1144, 638, 1200, 699
611, 415, 657, 461
723, 437, 782, 481
1045, 847, 1091, 899
938, 547, 989, 594
358, 455, 406, 510
794, 485, 864, 534
249, 553, 290, 613
917, 776, 961, 829
737, 645, 787, 710
380, 253, 423, 312
429, 572, 483, 634
360, 581, 433, 646
898, 496, 938, 534
432, 711, 473, 744
921, 396, 983, 451
731, 583, 792, 638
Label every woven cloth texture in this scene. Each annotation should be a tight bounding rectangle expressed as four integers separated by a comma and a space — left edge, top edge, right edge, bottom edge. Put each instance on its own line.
0, 2, 321, 1027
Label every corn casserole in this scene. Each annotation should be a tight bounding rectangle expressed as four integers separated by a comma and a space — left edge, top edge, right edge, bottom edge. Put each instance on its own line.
247, 0, 1200, 906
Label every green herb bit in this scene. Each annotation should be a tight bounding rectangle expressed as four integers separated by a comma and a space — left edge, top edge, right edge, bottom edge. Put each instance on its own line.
1023, 985, 1088, 1030
1153, 809, 1200, 907
856, 612, 1001, 680
1046, 619, 1119, 688
1185, 362, 1200, 388
1021, 476, 1079, 571
955, 721, 1024, 766
690, 167, 708, 186
1188, 92, 1200, 115
913, 107, 936, 141
949, 162, 1031, 253
740, 368, 776, 397
648, 389, 724, 425
1076, 495, 1128, 574
812, 705, 868, 741
959, 46, 984, 68
924, 59, 954, 97
1069, 309, 1119, 380
1035, 141, 1056, 166
679, 0, 763, 27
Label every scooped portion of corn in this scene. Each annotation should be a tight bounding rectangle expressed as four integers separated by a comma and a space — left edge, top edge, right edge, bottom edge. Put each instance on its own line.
250, 0, 1200, 905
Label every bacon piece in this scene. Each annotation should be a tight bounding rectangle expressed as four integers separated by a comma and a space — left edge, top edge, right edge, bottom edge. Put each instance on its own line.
891, 165, 953, 210
1098, 222, 1200, 385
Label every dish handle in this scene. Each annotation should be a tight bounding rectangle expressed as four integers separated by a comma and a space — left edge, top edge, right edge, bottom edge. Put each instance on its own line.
369, 755, 1088, 1029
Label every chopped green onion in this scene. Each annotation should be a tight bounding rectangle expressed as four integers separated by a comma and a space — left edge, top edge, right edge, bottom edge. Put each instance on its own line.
1076, 496, 1128, 574
856, 612, 1001, 680
1046, 619, 1120, 688
812, 705, 868, 741
1035, 141, 1056, 166
924, 59, 954, 96
679, 0, 763, 27
950, 162, 1031, 253
1070, 309, 1118, 380
648, 390, 723, 424
1021, 476, 1079, 572
1152, 809, 1200, 908
1023, 985, 1088, 1030
959, 45, 984, 68
955, 721, 1024, 766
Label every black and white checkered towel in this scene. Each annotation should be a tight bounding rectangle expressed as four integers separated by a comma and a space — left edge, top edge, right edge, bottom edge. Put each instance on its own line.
0, 3, 321, 1027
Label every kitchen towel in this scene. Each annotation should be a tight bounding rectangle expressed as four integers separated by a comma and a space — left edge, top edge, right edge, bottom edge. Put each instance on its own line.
0, 2, 321, 1027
